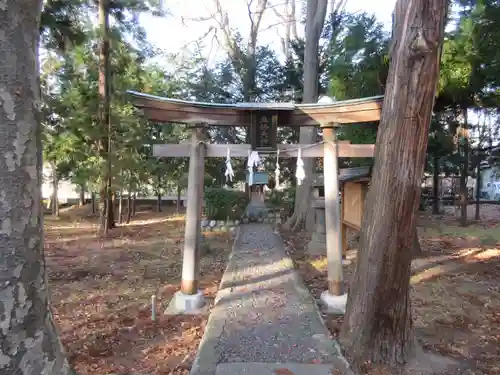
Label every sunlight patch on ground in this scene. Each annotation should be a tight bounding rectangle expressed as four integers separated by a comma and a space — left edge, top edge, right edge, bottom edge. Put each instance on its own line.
309, 257, 328, 272
122, 215, 185, 227
421, 222, 500, 245
411, 248, 500, 284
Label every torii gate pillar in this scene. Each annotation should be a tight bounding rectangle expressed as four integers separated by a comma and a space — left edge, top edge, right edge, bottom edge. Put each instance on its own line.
320, 123, 348, 314
166, 125, 206, 314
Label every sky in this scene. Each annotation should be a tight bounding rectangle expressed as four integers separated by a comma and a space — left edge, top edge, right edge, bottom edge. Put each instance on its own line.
139, 0, 396, 65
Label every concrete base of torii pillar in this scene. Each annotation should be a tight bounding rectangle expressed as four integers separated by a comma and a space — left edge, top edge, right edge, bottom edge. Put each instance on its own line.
164, 290, 207, 315
320, 291, 348, 315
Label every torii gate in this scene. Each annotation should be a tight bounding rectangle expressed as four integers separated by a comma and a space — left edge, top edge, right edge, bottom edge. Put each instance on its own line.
128, 91, 382, 313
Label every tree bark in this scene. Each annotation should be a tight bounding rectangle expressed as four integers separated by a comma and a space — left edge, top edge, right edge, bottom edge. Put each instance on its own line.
339, 0, 447, 368
126, 191, 132, 224
79, 185, 85, 206
459, 107, 469, 226
412, 228, 422, 255
287, 0, 328, 231
156, 193, 162, 212
0, 1, 70, 372
118, 189, 123, 224
176, 185, 182, 214
132, 193, 137, 216
98, 0, 112, 235
105, 187, 114, 230
51, 167, 59, 217
432, 154, 440, 215
475, 160, 481, 221
91, 192, 96, 214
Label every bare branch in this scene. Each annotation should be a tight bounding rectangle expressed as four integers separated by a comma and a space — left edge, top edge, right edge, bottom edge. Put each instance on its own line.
272, 0, 299, 57
248, 0, 269, 52
291, 0, 298, 39
259, 20, 290, 34
330, 0, 347, 17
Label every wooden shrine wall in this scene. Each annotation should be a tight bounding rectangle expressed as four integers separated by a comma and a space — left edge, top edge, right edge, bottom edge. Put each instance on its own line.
342, 182, 366, 230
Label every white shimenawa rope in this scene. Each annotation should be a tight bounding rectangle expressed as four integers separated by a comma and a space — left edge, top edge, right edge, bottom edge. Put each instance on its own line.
295, 148, 306, 185
247, 151, 261, 186
224, 148, 234, 182
275, 148, 281, 189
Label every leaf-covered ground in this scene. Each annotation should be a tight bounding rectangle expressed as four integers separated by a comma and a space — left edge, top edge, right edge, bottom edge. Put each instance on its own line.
45, 205, 232, 375
282, 205, 500, 375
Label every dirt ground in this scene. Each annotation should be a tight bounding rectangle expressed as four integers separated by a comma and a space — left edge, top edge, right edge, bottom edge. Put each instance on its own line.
282, 205, 500, 375
45, 205, 232, 375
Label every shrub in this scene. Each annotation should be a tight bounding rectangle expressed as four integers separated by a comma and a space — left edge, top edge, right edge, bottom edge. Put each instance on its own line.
266, 186, 295, 214
204, 188, 249, 221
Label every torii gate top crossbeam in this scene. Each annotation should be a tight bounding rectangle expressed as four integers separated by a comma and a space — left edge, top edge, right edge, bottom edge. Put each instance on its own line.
127, 91, 383, 126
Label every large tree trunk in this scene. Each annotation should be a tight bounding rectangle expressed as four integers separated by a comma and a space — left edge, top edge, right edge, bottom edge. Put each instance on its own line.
98, 0, 112, 235
0, 1, 70, 372
287, 0, 328, 232
339, 0, 446, 368
432, 154, 440, 215
459, 107, 469, 226
79, 184, 85, 206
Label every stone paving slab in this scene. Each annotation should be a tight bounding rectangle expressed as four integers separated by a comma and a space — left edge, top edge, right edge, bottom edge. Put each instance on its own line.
215, 362, 336, 375
190, 224, 345, 375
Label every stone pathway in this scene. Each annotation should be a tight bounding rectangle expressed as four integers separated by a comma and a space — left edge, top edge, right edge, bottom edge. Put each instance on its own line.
190, 224, 347, 375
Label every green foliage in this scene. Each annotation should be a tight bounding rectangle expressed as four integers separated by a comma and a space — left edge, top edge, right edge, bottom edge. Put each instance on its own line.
204, 188, 249, 221
328, 13, 389, 100
266, 187, 296, 214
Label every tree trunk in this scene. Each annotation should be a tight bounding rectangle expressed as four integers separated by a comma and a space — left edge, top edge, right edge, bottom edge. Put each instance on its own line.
91, 192, 96, 214
459, 107, 469, 227
0, 1, 70, 372
132, 193, 137, 216
98, 0, 112, 235
105, 190, 115, 230
118, 189, 123, 224
412, 228, 422, 255
157, 193, 162, 212
51, 168, 59, 217
287, 0, 328, 231
79, 185, 85, 206
176, 185, 182, 213
432, 154, 440, 215
126, 191, 132, 224
475, 161, 481, 221
339, 0, 446, 368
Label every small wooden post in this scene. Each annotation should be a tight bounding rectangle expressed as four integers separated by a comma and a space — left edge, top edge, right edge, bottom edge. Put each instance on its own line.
322, 123, 343, 296
341, 187, 348, 257
181, 126, 206, 295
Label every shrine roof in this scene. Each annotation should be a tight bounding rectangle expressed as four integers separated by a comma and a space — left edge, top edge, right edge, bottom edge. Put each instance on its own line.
127, 91, 383, 126
312, 166, 372, 187
127, 91, 296, 110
